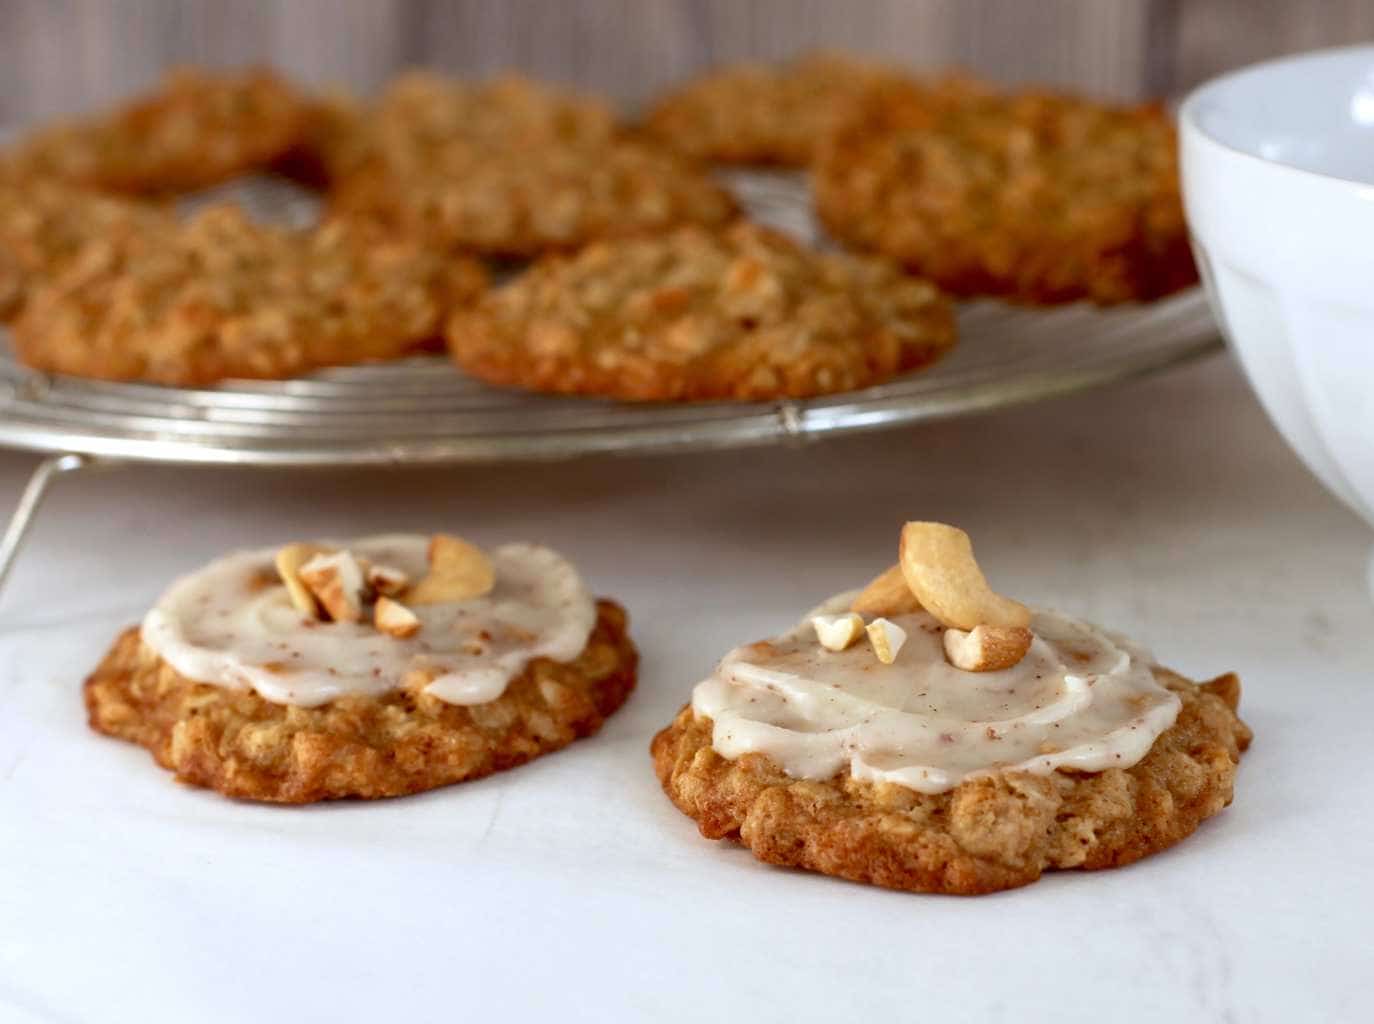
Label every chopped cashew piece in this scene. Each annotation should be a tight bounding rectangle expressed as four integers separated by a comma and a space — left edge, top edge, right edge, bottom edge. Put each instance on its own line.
406, 533, 495, 605
865, 617, 907, 665
942, 624, 1034, 672
850, 564, 922, 617
812, 612, 866, 652
275, 542, 331, 617
899, 522, 1030, 630
299, 550, 369, 623
374, 596, 422, 638
367, 562, 410, 597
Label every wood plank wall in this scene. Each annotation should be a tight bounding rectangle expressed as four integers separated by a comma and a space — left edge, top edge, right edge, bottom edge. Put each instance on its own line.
0, 0, 1370, 123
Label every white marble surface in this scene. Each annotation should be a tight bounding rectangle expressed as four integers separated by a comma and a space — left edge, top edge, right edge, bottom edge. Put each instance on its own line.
1, 355, 1370, 1023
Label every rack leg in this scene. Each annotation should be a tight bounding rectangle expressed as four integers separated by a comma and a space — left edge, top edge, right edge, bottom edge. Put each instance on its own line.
0, 453, 90, 593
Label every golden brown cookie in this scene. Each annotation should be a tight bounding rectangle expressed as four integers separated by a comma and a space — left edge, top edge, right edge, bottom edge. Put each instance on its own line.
331, 135, 737, 258
6, 67, 309, 195
0, 179, 170, 320
10, 204, 486, 385
366, 71, 620, 153
653, 669, 1250, 895
270, 92, 371, 190
317, 71, 734, 256
283, 72, 621, 191
86, 599, 636, 803
642, 52, 906, 166
445, 222, 956, 401
813, 80, 1197, 304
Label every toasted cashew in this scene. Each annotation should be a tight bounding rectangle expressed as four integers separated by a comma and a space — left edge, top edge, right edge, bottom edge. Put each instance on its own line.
812, 612, 865, 652
406, 534, 495, 605
367, 562, 410, 598
299, 550, 369, 623
275, 542, 331, 617
942, 625, 1033, 672
374, 596, 422, 638
899, 522, 1029, 630
865, 617, 907, 664
850, 564, 922, 617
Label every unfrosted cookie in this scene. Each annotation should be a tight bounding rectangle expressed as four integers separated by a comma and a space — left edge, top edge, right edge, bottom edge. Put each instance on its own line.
318, 71, 734, 256
0, 178, 171, 320
6, 67, 309, 195
642, 52, 905, 166
286, 72, 620, 188
330, 135, 737, 258
85, 535, 638, 803
445, 222, 955, 401
11, 204, 486, 385
650, 522, 1249, 894
813, 80, 1196, 304
365, 71, 620, 155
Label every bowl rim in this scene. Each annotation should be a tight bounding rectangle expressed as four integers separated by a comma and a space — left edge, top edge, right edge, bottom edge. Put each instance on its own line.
1179, 42, 1374, 191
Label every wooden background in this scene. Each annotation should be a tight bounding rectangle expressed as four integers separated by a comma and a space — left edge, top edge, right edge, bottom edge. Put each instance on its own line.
0, 0, 1371, 122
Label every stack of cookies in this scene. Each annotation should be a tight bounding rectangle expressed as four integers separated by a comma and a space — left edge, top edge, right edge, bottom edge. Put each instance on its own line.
0, 54, 1194, 399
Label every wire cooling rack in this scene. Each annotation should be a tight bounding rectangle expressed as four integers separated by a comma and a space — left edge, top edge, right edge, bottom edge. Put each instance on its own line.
0, 172, 1221, 585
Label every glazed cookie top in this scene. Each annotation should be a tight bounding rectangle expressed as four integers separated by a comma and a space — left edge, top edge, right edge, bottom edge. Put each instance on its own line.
690, 521, 1182, 793
692, 596, 1180, 794
142, 534, 597, 707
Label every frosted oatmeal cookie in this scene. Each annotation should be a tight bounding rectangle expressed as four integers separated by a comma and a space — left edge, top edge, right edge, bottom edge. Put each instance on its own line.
11, 204, 486, 385
642, 52, 906, 166
652, 522, 1250, 894
813, 80, 1196, 304
6, 67, 309, 195
445, 222, 955, 401
85, 534, 638, 803
0, 178, 171, 320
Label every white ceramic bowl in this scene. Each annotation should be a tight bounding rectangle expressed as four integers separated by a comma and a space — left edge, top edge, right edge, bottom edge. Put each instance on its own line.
1181, 45, 1374, 527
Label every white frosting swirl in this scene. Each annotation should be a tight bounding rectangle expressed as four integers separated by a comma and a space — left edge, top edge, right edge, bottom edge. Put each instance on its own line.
141, 535, 597, 707
691, 593, 1181, 794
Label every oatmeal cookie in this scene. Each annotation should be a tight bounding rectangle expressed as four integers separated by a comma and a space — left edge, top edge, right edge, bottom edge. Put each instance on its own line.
87, 599, 635, 803
653, 669, 1250, 895
330, 135, 737, 258
813, 80, 1196, 304
10, 204, 486, 385
445, 222, 955, 401
285, 72, 620, 192
7, 67, 309, 195
0, 178, 170, 320
270, 92, 370, 189
314, 70, 730, 255
366, 71, 619, 153
642, 52, 906, 166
